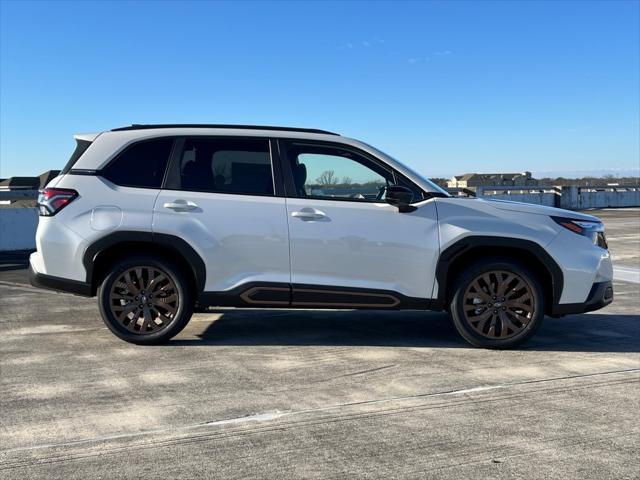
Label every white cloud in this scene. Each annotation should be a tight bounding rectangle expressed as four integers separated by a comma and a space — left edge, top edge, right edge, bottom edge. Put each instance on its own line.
434, 50, 453, 56
344, 39, 384, 50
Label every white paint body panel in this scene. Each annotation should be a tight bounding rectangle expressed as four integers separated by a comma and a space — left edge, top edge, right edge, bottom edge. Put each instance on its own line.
153, 190, 290, 291
286, 198, 439, 298
434, 198, 561, 252
545, 229, 613, 303
433, 197, 613, 303
30, 174, 159, 281
90, 206, 123, 231
32, 217, 88, 281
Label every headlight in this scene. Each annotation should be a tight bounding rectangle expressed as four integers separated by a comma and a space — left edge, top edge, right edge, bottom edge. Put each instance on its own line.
551, 216, 608, 249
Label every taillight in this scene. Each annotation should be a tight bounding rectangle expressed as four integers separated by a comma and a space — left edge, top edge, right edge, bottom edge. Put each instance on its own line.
38, 188, 78, 216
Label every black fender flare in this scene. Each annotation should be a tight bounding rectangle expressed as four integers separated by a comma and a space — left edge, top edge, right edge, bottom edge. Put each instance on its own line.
433, 235, 564, 311
83, 231, 206, 293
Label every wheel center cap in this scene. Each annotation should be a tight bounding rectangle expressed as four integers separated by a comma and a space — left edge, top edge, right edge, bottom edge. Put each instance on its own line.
494, 302, 503, 308
141, 295, 147, 303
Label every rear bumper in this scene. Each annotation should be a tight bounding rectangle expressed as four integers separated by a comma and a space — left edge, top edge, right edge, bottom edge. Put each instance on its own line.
29, 263, 92, 297
551, 281, 613, 316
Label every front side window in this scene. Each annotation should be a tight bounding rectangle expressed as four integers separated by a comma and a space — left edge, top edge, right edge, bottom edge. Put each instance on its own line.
102, 138, 174, 188
285, 143, 394, 202
179, 138, 273, 196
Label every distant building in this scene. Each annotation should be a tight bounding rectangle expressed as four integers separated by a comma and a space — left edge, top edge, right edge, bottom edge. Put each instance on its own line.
447, 171, 538, 188
0, 170, 60, 190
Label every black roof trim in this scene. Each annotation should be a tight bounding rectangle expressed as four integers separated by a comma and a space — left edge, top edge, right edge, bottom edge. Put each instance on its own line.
111, 124, 340, 136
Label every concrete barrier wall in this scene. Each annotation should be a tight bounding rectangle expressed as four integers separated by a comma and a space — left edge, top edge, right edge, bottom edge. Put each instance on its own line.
559, 186, 640, 209
0, 208, 38, 251
475, 189, 559, 207
471, 185, 640, 209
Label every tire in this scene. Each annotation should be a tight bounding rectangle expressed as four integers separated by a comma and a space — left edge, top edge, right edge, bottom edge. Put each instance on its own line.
98, 255, 194, 345
449, 258, 545, 349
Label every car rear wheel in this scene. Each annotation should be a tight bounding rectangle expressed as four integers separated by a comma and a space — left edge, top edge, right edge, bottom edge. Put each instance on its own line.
449, 258, 545, 349
98, 255, 193, 344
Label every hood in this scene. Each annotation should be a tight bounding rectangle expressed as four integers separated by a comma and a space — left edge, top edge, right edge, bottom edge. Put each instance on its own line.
479, 198, 600, 221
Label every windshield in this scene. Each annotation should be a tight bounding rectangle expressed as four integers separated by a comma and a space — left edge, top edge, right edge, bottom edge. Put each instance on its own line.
362, 143, 451, 197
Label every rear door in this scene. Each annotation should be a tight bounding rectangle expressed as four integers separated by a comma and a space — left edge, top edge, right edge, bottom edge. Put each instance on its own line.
153, 136, 290, 301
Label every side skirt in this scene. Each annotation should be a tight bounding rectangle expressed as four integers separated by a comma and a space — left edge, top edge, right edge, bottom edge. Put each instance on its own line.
198, 282, 432, 310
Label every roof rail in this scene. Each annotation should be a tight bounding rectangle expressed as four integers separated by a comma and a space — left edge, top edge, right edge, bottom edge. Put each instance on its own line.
111, 124, 340, 136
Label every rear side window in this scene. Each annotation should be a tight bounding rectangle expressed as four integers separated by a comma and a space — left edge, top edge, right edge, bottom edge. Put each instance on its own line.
178, 137, 273, 196
102, 138, 174, 188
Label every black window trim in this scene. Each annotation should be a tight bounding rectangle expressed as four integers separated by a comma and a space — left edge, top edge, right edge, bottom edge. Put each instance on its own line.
111, 124, 339, 136
276, 138, 427, 204
74, 136, 179, 190
162, 135, 284, 198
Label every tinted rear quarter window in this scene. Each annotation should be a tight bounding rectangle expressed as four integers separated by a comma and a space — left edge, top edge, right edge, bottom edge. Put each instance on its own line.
102, 138, 174, 188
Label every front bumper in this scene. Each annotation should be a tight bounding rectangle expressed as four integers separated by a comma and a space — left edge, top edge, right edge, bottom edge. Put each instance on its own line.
551, 281, 614, 316
29, 263, 92, 297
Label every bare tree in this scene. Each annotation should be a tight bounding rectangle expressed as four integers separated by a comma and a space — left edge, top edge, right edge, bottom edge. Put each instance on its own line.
341, 176, 353, 185
316, 170, 338, 186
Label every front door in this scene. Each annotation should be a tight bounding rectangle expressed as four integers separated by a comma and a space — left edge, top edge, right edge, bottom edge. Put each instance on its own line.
279, 140, 439, 307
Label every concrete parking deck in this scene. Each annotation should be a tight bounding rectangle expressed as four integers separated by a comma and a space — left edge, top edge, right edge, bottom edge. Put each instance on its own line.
1, 209, 638, 479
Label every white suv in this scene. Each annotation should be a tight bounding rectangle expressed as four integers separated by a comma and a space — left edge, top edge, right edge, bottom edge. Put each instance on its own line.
29, 124, 614, 348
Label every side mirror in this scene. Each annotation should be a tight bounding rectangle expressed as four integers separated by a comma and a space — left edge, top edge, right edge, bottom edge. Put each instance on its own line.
385, 185, 416, 213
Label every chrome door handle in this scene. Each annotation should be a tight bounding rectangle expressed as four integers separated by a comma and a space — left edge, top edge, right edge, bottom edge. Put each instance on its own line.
291, 208, 326, 220
164, 199, 198, 211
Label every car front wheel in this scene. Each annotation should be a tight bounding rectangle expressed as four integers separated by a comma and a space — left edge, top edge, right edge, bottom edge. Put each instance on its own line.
449, 258, 545, 349
98, 255, 193, 345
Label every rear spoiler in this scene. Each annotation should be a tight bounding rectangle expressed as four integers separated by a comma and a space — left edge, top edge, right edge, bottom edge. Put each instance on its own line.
74, 132, 101, 142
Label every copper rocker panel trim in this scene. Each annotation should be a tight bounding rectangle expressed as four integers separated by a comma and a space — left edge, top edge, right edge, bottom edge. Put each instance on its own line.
239, 286, 290, 305
291, 288, 401, 308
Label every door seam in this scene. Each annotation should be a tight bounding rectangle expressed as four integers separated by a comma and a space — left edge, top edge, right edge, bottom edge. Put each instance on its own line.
283, 196, 294, 303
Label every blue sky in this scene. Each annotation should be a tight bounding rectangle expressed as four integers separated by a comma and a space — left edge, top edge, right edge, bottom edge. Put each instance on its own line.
1, 0, 638, 179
